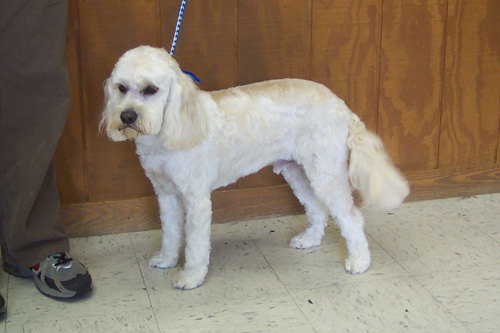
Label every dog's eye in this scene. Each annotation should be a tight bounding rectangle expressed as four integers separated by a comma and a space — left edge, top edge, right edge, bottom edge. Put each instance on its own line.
143, 85, 158, 96
118, 84, 127, 94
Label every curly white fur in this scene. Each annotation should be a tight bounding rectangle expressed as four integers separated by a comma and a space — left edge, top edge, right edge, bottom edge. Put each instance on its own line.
101, 46, 409, 290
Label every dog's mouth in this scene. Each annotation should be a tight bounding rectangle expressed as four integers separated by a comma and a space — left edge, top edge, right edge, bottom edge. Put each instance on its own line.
119, 123, 140, 132
119, 123, 143, 140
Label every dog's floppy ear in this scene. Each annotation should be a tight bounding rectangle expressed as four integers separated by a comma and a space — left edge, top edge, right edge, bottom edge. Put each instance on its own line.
159, 71, 209, 150
99, 78, 115, 135
103, 78, 113, 105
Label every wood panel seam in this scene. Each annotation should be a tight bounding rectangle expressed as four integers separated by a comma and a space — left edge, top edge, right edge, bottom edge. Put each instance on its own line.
74, 0, 90, 202
375, 0, 384, 135
436, 0, 450, 170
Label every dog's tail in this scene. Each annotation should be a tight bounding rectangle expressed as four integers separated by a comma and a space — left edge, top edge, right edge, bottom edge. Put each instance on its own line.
347, 114, 409, 210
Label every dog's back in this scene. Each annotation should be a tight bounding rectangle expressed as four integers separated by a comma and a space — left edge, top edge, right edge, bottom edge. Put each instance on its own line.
209, 79, 351, 145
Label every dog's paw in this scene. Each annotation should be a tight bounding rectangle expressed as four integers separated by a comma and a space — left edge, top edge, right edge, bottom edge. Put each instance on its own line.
289, 232, 322, 249
149, 251, 178, 269
344, 256, 371, 274
172, 268, 206, 290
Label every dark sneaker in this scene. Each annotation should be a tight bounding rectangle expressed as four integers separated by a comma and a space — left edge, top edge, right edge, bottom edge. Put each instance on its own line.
4, 253, 92, 299
2, 261, 31, 278
0, 292, 5, 317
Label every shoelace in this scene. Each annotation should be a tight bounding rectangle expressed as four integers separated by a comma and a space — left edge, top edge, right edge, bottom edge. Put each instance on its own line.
31, 252, 73, 271
52, 253, 73, 267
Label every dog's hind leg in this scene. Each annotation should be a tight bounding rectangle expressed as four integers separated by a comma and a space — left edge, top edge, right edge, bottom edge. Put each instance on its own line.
302, 156, 371, 274
150, 194, 184, 269
274, 161, 329, 249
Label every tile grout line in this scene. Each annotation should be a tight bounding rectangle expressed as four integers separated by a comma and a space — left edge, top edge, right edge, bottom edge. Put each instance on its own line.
409, 271, 473, 333
128, 233, 163, 333
245, 220, 319, 333
364, 231, 470, 330
364, 232, 413, 279
364, 212, 488, 333
462, 214, 500, 248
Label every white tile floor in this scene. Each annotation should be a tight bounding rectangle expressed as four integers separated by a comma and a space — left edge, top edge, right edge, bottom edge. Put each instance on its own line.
1, 193, 499, 332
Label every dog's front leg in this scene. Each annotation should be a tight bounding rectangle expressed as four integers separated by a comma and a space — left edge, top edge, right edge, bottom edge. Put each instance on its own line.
172, 193, 212, 290
150, 194, 184, 269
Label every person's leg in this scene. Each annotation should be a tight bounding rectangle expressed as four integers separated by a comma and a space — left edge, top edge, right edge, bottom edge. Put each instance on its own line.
0, 0, 91, 299
1, 163, 69, 269
0, 0, 70, 268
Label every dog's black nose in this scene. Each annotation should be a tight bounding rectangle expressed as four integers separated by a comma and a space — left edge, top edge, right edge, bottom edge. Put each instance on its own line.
120, 109, 138, 124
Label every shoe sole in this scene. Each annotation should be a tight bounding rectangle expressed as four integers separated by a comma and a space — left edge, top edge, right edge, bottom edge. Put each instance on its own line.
5, 262, 92, 299
34, 273, 92, 299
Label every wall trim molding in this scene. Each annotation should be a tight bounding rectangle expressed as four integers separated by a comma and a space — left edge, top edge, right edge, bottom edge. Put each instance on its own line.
61, 163, 500, 237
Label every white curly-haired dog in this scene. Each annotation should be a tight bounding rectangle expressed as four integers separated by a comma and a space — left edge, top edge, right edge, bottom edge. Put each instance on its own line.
101, 45, 409, 290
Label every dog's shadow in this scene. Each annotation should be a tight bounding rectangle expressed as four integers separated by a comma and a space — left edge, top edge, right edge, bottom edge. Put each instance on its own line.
208, 220, 349, 272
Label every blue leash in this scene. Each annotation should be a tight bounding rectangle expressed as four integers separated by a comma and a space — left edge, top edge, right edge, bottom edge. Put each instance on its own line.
169, 0, 203, 83
169, 0, 186, 57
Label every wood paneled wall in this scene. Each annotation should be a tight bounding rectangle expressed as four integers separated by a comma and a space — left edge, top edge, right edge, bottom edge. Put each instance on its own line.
56, 0, 500, 237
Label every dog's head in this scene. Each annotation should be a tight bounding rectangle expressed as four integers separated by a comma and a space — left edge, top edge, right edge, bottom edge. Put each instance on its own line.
100, 45, 208, 150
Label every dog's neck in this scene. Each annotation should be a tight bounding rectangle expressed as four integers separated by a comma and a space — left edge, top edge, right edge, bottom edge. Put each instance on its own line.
134, 135, 167, 156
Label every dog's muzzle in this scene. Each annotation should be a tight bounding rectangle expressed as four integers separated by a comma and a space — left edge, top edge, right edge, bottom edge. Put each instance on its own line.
120, 109, 138, 125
